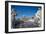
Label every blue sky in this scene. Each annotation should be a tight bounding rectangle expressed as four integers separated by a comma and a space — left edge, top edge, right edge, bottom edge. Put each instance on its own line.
11, 5, 41, 19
